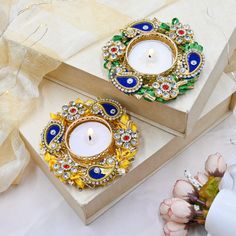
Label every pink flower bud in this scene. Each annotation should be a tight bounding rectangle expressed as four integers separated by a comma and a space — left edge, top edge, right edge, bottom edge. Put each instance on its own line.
160, 198, 194, 223
163, 221, 188, 236
205, 153, 227, 177
194, 172, 208, 186
173, 179, 197, 201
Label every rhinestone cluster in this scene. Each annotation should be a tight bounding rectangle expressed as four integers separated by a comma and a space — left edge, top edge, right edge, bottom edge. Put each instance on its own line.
53, 156, 80, 185
152, 76, 179, 100
169, 23, 194, 45
102, 40, 126, 61
62, 101, 86, 122
114, 128, 138, 149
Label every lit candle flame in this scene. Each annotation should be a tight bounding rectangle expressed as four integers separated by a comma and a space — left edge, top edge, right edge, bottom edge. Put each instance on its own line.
148, 48, 155, 58
88, 128, 94, 141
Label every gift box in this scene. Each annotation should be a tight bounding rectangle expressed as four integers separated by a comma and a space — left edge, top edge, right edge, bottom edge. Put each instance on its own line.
5, 0, 236, 136
19, 72, 235, 224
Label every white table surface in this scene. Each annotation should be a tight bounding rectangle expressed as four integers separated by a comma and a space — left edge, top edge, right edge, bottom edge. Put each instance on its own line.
1, 114, 236, 236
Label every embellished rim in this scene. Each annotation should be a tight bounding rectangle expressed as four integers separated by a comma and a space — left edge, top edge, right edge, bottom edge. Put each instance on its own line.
65, 116, 114, 162
40, 98, 139, 190
102, 17, 205, 102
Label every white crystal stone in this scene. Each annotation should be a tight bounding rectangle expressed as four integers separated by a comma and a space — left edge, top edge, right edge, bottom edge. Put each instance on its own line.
152, 82, 160, 89
63, 172, 70, 180
50, 129, 56, 135
176, 37, 183, 43
50, 143, 56, 148
157, 76, 164, 82
57, 168, 63, 175
123, 142, 131, 149
62, 105, 68, 111
127, 78, 133, 84
107, 158, 115, 165
62, 111, 67, 117
119, 129, 125, 134
156, 89, 162, 95
114, 133, 120, 139
67, 115, 73, 121
110, 109, 116, 114
78, 109, 85, 115
116, 140, 123, 146
131, 139, 137, 146
191, 60, 197, 65
53, 163, 59, 170
169, 32, 176, 39
94, 167, 100, 174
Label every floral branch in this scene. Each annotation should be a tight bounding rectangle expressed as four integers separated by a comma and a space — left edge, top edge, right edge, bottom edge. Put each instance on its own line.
159, 153, 227, 236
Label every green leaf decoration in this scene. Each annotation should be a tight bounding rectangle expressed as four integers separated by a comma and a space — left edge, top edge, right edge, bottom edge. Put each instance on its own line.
160, 23, 170, 31
112, 35, 123, 41
172, 18, 179, 25
199, 176, 221, 208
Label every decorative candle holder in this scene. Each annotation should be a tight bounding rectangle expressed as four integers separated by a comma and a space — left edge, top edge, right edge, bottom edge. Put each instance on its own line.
102, 18, 205, 102
40, 98, 139, 189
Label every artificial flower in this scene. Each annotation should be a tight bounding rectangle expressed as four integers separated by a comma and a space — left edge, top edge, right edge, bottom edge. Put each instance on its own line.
205, 153, 227, 177
163, 221, 188, 236
160, 198, 194, 223
194, 172, 208, 186
173, 179, 198, 201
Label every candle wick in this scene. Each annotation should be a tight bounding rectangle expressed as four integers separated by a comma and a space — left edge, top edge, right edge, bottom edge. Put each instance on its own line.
148, 48, 155, 60
89, 135, 92, 141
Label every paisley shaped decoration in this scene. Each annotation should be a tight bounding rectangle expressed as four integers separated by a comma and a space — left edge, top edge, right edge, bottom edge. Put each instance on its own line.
111, 75, 143, 94
97, 98, 123, 120
87, 165, 114, 181
45, 124, 61, 145
186, 51, 202, 73
42, 120, 64, 153
176, 49, 204, 79
131, 21, 154, 32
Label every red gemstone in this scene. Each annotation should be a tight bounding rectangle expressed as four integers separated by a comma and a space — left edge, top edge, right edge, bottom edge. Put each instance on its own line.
63, 164, 70, 169
111, 47, 118, 53
69, 107, 77, 113
162, 84, 170, 90
123, 135, 131, 141
177, 29, 186, 36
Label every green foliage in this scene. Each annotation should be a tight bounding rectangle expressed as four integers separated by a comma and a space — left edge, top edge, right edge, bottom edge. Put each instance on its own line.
199, 176, 221, 207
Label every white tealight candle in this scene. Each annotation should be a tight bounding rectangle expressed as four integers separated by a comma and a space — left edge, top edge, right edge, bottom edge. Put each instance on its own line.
128, 39, 174, 75
68, 121, 112, 157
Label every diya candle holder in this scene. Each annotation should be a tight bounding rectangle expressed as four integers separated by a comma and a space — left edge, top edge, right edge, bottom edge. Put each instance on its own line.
40, 98, 139, 189
102, 17, 205, 102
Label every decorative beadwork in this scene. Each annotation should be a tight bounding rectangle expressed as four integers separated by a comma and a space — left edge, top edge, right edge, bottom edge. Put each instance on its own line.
40, 98, 139, 190
102, 17, 205, 103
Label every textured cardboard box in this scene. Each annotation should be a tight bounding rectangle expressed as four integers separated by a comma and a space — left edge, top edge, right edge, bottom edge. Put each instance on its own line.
6, 0, 236, 136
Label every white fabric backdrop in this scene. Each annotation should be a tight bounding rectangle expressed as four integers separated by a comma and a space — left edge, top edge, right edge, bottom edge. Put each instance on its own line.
1, 114, 236, 236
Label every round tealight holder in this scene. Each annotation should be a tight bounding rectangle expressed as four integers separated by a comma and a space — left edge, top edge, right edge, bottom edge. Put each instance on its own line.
102, 17, 205, 102
65, 116, 114, 163
40, 98, 139, 190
